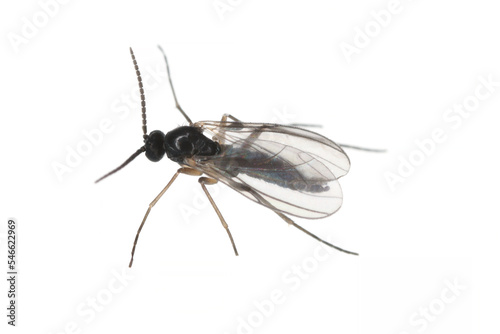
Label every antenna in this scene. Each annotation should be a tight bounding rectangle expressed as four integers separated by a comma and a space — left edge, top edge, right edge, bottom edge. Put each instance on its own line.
130, 47, 148, 142
95, 48, 149, 183
95, 147, 146, 183
157, 45, 193, 125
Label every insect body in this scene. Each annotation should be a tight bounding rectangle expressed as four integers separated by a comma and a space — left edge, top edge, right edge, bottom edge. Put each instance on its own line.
97, 47, 362, 267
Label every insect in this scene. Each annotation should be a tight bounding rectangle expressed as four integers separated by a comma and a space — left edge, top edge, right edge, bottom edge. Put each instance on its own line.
97, 46, 381, 267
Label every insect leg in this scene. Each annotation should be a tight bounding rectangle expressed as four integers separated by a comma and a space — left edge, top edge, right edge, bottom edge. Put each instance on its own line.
218, 114, 383, 153
274, 211, 358, 255
216, 114, 268, 150
129, 167, 203, 267
220, 113, 243, 123
221, 113, 322, 129
336, 143, 386, 153
157, 45, 193, 125
214, 114, 244, 145
247, 188, 358, 256
288, 123, 322, 128
198, 177, 239, 256
221, 113, 383, 153
240, 126, 267, 150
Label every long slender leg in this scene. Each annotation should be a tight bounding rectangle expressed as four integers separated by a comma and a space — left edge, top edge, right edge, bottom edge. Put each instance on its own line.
247, 187, 358, 256
198, 177, 239, 256
274, 211, 358, 255
219, 115, 383, 152
222, 114, 322, 129
288, 123, 322, 128
220, 113, 243, 123
214, 114, 244, 145
337, 143, 386, 153
157, 45, 193, 125
218, 113, 268, 150
129, 167, 203, 267
215, 114, 274, 151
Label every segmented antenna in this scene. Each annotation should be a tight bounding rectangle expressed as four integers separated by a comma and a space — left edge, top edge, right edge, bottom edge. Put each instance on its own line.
94, 48, 150, 183
95, 147, 146, 183
157, 45, 193, 125
130, 47, 148, 141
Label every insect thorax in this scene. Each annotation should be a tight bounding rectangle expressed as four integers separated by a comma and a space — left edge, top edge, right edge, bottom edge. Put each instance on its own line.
164, 126, 221, 163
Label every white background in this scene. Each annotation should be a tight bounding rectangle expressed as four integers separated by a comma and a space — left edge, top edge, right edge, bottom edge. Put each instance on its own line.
1, 0, 500, 333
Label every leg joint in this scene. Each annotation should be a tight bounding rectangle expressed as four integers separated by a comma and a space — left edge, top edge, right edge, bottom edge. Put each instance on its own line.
199, 177, 218, 185
178, 167, 203, 176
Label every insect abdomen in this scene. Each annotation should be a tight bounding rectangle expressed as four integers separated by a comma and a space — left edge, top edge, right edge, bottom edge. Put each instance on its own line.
215, 147, 331, 193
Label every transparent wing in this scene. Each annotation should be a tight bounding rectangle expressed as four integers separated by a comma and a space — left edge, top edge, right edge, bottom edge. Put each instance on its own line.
191, 121, 351, 219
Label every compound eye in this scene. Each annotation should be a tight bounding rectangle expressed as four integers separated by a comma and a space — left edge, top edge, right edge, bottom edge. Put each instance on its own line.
145, 130, 166, 162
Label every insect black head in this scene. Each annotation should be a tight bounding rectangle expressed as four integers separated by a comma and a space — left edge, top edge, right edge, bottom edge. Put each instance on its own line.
145, 130, 166, 162
164, 126, 220, 163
